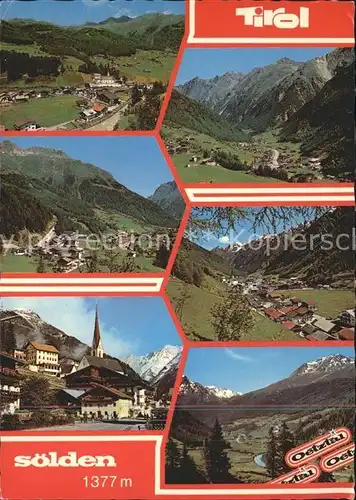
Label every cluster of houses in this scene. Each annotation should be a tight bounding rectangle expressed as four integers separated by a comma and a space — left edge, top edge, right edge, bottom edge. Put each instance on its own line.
261, 293, 354, 341
226, 276, 354, 341
0, 72, 157, 131
0, 308, 172, 427
8, 228, 139, 273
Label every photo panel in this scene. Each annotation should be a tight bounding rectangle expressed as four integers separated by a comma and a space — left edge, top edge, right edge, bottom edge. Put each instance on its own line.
166, 345, 355, 485
0, 136, 186, 276
0, 1, 185, 132
166, 206, 355, 342
162, 47, 354, 185
0, 296, 184, 431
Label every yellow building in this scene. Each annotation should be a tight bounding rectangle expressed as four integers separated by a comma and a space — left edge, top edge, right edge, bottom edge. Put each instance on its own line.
80, 385, 133, 420
25, 341, 60, 376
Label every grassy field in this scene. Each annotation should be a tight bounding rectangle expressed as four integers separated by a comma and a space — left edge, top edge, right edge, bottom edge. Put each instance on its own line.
0, 95, 80, 128
167, 278, 290, 341
0, 255, 51, 272
280, 289, 354, 318
173, 154, 283, 184
93, 50, 176, 83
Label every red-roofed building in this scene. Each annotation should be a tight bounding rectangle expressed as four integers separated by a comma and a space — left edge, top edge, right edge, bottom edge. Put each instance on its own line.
265, 308, 284, 321
338, 328, 354, 341
282, 321, 301, 332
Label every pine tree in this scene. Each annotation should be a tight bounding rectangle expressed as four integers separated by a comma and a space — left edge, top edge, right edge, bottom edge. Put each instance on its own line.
318, 470, 336, 482
165, 438, 181, 483
204, 419, 231, 483
36, 256, 45, 273
275, 422, 295, 474
180, 441, 204, 483
153, 242, 170, 269
265, 427, 278, 478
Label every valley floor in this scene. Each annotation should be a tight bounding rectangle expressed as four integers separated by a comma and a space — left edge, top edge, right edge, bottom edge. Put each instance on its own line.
167, 278, 354, 342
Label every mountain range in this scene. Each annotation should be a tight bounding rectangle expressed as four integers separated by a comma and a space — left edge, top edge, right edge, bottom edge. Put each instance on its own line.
148, 181, 186, 219
0, 140, 179, 237
212, 207, 354, 285
176, 354, 355, 424
176, 49, 353, 132
0, 308, 179, 397
1, 13, 184, 56
179, 376, 241, 405
173, 48, 354, 177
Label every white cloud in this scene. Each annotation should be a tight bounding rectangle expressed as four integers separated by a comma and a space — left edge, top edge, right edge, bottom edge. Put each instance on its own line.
225, 349, 254, 362
1, 297, 136, 358
113, 8, 136, 19
219, 235, 230, 244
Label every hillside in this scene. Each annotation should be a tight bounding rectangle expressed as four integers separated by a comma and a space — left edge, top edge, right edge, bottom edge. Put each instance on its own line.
169, 48, 354, 182
175, 354, 355, 427
164, 90, 249, 142
148, 181, 186, 219
0, 140, 178, 237
281, 63, 355, 178
215, 207, 354, 284
177, 49, 353, 132
87, 13, 184, 52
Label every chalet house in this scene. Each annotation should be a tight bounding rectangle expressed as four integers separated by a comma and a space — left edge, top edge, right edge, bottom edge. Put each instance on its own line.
287, 306, 313, 324
311, 318, 338, 337
80, 385, 133, 420
13, 349, 26, 361
338, 309, 355, 327
0, 351, 26, 414
282, 321, 301, 334
97, 91, 120, 106
59, 363, 77, 378
267, 292, 282, 301
302, 324, 317, 338
13, 120, 41, 131
264, 308, 284, 322
63, 306, 149, 418
338, 328, 354, 341
25, 341, 60, 376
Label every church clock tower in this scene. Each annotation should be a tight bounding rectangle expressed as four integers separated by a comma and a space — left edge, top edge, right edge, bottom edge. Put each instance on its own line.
91, 305, 104, 358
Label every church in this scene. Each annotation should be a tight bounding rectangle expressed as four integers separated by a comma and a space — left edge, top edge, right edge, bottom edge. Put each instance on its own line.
57, 306, 152, 420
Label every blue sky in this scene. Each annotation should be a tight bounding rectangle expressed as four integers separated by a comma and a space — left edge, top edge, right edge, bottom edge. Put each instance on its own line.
1, 297, 182, 357
1, 0, 184, 25
175, 48, 335, 85
3, 137, 173, 197
184, 347, 354, 394
189, 208, 310, 250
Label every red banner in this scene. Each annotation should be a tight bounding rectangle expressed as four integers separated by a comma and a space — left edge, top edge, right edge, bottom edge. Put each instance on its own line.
0, 433, 355, 500
187, 1, 355, 46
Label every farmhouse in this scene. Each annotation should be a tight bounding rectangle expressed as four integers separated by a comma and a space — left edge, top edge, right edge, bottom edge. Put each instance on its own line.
13, 120, 41, 131
97, 91, 120, 106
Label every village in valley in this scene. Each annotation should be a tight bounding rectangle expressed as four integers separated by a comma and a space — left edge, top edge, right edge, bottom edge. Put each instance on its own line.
0, 3, 184, 131
0, 77, 159, 132
0, 137, 184, 274
167, 207, 355, 342
223, 274, 355, 342
0, 299, 183, 431
163, 47, 354, 183
166, 346, 354, 484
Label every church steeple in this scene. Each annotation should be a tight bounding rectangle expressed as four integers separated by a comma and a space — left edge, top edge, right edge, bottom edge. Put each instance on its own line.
91, 304, 104, 358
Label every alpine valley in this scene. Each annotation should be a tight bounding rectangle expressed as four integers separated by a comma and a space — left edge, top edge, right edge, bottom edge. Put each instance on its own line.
0, 139, 185, 274
166, 353, 355, 484
163, 48, 354, 183
167, 206, 355, 342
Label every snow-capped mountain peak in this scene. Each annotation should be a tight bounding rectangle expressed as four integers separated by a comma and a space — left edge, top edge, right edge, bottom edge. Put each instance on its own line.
290, 354, 354, 378
179, 377, 240, 402
206, 385, 242, 399
124, 345, 183, 382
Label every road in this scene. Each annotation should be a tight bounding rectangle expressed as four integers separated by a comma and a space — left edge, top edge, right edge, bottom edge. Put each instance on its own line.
271, 149, 280, 169
86, 102, 129, 131
24, 422, 146, 431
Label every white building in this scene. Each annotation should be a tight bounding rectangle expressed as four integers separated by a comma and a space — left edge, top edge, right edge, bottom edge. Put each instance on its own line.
25, 341, 60, 376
